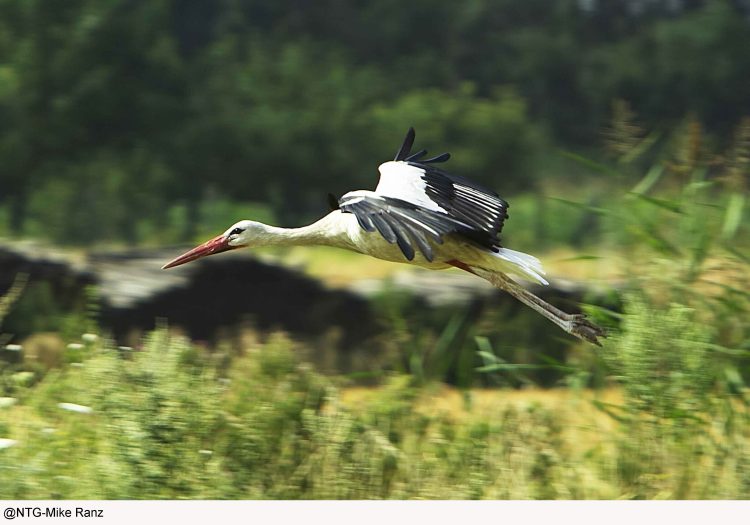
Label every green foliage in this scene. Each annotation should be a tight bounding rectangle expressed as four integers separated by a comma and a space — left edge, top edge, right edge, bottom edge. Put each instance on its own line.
1, 282, 62, 336
605, 296, 719, 420
3, 322, 749, 499
368, 86, 544, 192
0, 329, 586, 498
2, 1, 750, 242
598, 293, 750, 499
1, 331, 225, 498
0, 274, 26, 330
0, 331, 610, 499
24, 153, 170, 245
567, 125, 750, 498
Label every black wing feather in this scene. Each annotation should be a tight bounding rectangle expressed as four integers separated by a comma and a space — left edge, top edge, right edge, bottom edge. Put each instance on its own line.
327, 193, 340, 210
339, 128, 508, 261
339, 194, 475, 261
401, 223, 433, 261
389, 220, 416, 261
389, 208, 444, 244
369, 213, 397, 244
411, 163, 509, 251
394, 127, 416, 161
422, 152, 450, 164
405, 149, 428, 162
354, 212, 376, 232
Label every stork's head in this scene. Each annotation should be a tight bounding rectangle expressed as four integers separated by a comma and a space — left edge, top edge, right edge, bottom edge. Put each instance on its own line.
162, 220, 260, 269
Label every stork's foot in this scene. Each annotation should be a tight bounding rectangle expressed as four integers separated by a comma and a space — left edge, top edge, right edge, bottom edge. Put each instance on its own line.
566, 314, 607, 346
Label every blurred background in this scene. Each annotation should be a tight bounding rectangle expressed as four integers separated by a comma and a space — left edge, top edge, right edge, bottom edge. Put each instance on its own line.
1, 0, 749, 499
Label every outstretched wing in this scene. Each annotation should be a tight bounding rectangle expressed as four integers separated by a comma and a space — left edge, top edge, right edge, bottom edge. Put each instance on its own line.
376, 161, 509, 247
339, 128, 509, 261
338, 192, 476, 262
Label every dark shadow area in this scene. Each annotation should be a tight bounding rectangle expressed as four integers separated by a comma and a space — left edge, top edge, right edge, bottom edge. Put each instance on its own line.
0, 244, 381, 351
101, 256, 381, 347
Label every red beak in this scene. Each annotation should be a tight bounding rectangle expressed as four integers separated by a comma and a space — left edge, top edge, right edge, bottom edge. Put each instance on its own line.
162, 234, 239, 269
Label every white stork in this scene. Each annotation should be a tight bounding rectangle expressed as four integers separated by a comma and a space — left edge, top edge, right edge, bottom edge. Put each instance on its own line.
163, 128, 605, 345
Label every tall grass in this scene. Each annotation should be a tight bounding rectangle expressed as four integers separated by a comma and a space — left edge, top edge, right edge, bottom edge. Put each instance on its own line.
0, 317, 749, 499
3, 331, 594, 499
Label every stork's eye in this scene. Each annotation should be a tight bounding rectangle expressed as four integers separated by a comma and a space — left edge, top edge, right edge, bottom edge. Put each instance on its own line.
229, 227, 244, 236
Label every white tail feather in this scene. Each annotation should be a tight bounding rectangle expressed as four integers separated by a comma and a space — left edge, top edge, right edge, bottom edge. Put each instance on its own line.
492, 248, 548, 285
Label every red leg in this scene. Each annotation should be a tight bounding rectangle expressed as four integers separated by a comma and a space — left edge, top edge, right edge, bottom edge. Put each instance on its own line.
447, 259, 477, 275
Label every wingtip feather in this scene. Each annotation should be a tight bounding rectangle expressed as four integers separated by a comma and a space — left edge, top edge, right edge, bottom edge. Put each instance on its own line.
394, 127, 416, 161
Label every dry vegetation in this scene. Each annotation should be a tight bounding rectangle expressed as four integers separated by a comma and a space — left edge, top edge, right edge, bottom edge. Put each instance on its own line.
1, 328, 748, 499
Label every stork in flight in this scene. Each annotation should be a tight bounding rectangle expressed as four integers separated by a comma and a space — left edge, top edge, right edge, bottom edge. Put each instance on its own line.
163, 128, 605, 345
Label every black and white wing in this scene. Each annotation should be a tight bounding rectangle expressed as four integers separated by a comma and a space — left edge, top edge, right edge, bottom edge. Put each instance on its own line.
339, 128, 509, 261
338, 191, 482, 262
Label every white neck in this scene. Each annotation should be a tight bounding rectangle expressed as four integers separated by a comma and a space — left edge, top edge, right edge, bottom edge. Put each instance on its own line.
248, 211, 354, 250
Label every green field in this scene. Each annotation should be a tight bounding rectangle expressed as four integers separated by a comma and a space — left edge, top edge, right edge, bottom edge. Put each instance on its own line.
1, 326, 749, 499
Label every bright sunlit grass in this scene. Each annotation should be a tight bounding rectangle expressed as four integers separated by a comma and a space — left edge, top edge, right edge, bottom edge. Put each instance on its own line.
258, 245, 422, 285
2, 328, 747, 499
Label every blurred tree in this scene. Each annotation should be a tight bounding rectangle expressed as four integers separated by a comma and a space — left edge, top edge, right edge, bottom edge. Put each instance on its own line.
367, 85, 544, 192
0, 0, 748, 243
0, 0, 186, 238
